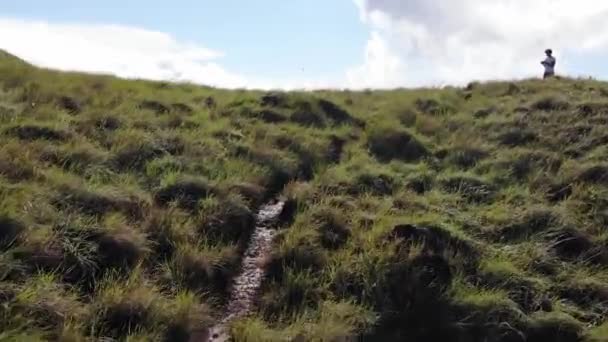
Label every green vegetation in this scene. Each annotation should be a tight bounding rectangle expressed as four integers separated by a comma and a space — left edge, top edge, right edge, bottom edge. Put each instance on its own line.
1, 50, 608, 341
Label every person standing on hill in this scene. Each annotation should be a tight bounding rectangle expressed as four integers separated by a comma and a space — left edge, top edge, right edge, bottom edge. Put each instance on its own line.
541, 49, 556, 79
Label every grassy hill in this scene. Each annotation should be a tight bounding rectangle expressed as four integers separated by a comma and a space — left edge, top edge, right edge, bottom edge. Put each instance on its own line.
1, 51, 608, 341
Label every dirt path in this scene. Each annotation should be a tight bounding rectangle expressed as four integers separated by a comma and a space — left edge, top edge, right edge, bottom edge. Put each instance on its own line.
201, 199, 286, 342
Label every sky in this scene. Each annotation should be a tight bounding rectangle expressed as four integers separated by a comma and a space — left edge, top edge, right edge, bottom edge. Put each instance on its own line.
1, 0, 608, 89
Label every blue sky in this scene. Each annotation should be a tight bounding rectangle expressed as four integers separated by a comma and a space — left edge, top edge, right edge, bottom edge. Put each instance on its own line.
0, 0, 367, 83
1, 0, 607, 89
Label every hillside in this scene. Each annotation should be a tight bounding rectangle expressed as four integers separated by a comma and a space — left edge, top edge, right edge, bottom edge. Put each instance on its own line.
1, 51, 608, 341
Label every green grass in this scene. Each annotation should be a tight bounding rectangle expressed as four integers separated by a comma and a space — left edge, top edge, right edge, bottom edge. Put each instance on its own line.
1, 51, 608, 341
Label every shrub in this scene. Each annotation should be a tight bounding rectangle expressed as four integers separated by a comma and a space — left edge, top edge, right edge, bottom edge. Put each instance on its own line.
0, 215, 25, 251
163, 292, 212, 342
197, 198, 255, 244
575, 164, 608, 185
326, 135, 346, 163
545, 182, 573, 202
170, 103, 193, 114
441, 176, 496, 203
557, 279, 608, 309
95, 115, 121, 130
258, 110, 288, 123
445, 147, 489, 169
368, 252, 456, 341
415, 116, 442, 136
259, 269, 322, 318
8, 275, 85, 336
266, 244, 326, 282
405, 173, 434, 194
171, 246, 239, 297
396, 109, 417, 127
386, 254, 453, 305
473, 107, 495, 119
526, 312, 583, 342
311, 208, 351, 249
143, 210, 191, 262
111, 143, 165, 171
0, 158, 35, 182
203, 96, 216, 109
277, 197, 298, 227
348, 173, 395, 196
505, 151, 562, 180
5, 125, 69, 141
95, 285, 160, 338
13, 238, 65, 275
531, 96, 570, 111
577, 101, 608, 117
154, 179, 217, 212
52, 186, 147, 220
139, 100, 170, 114
40, 145, 106, 172
388, 224, 479, 263
498, 129, 537, 147
57, 96, 82, 114
73, 115, 121, 135
496, 209, 560, 242
559, 125, 592, 145
171, 247, 215, 292
415, 98, 454, 115
290, 111, 326, 128
228, 182, 266, 208
260, 92, 287, 107
505, 83, 521, 95
95, 227, 149, 272
368, 128, 429, 162
318, 99, 365, 127
546, 227, 598, 262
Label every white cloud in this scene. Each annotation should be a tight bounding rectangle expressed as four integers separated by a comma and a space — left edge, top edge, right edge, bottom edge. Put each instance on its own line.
346, 32, 406, 88
0, 18, 271, 89
0, 18, 353, 90
350, 0, 608, 87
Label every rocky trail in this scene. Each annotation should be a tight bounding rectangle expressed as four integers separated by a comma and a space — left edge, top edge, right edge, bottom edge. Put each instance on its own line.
199, 199, 286, 342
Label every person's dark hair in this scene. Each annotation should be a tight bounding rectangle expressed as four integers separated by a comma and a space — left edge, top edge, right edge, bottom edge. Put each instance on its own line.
545, 49, 553, 55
